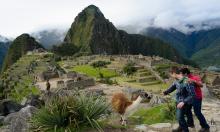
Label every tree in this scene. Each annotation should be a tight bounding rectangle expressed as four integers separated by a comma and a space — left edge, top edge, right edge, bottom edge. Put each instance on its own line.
123, 62, 137, 76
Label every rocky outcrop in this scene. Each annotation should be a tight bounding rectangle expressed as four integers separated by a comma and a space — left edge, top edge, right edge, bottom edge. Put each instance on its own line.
0, 105, 37, 132
149, 95, 167, 106
24, 94, 44, 108
0, 100, 22, 116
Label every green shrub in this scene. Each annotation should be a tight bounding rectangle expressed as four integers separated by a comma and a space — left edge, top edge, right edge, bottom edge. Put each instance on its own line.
122, 62, 137, 76
91, 61, 111, 68
161, 100, 176, 121
52, 43, 79, 56
31, 93, 110, 131
99, 77, 118, 85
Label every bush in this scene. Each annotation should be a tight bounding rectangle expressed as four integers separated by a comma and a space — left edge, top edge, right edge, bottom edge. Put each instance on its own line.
161, 100, 176, 121
99, 77, 118, 85
91, 61, 111, 68
52, 43, 79, 56
31, 93, 109, 131
122, 62, 137, 76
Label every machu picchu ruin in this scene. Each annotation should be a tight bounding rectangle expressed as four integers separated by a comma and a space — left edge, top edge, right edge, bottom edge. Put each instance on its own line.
1, 3, 220, 132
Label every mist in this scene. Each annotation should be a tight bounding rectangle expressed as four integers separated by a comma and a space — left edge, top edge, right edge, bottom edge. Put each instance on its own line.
0, 0, 220, 37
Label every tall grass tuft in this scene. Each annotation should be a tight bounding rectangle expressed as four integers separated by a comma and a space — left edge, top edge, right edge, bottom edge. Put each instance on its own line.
31, 93, 109, 132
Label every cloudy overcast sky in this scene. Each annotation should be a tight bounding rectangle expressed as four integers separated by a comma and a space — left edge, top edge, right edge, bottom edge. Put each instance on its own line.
0, 0, 220, 37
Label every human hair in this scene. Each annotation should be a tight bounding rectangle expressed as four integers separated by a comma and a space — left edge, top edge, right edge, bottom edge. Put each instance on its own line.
180, 67, 191, 75
169, 66, 181, 74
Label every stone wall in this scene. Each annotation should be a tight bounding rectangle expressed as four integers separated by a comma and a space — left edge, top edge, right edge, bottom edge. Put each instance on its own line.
65, 78, 95, 89
36, 71, 59, 82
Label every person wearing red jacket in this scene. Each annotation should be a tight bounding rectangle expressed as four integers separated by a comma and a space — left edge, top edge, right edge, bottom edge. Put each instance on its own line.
181, 68, 210, 132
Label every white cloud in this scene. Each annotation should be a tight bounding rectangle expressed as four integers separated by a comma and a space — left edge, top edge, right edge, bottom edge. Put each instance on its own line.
0, 0, 220, 37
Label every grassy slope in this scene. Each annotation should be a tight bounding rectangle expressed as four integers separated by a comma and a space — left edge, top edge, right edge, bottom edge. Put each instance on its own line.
72, 65, 118, 78
131, 104, 175, 125
0, 53, 54, 102
191, 44, 220, 67
1, 55, 40, 102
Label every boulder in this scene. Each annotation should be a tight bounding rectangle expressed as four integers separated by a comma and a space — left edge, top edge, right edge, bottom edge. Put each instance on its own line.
2, 106, 37, 132
122, 87, 143, 97
0, 100, 23, 116
24, 94, 44, 108
0, 116, 4, 125
149, 95, 166, 106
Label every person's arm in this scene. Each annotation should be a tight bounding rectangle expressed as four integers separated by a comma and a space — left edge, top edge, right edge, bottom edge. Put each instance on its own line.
163, 82, 177, 95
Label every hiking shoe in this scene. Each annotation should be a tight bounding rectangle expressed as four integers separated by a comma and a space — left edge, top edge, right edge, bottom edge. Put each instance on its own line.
198, 128, 210, 132
172, 126, 183, 132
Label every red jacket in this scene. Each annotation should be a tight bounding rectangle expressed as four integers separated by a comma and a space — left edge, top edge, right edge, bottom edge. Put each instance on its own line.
188, 74, 203, 99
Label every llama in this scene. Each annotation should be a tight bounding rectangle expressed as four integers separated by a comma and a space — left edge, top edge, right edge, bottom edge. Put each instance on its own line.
111, 91, 151, 125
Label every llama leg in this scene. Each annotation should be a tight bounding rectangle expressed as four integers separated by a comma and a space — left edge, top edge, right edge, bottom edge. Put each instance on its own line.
121, 116, 126, 125
120, 115, 123, 123
121, 116, 127, 126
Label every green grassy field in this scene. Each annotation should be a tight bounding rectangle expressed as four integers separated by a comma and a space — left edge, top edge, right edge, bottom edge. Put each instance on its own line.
72, 65, 118, 78
130, 104, 175, 125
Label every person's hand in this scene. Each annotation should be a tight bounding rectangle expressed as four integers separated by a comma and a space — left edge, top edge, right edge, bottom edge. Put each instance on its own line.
177, 102, 185, 109
163, 91, 168, 95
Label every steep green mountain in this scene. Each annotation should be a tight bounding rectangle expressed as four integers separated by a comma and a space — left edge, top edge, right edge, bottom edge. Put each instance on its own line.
141, 27, 220, 67
141, 27, 191, 57
0, 35, 10, 69
191, 41, 220, 67
1, 34, 43, 72
63, 5, 185, 63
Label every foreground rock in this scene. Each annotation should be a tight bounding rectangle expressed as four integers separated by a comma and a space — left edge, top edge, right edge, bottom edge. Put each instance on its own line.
0, 105, 37, 132
0, 99, 23, 116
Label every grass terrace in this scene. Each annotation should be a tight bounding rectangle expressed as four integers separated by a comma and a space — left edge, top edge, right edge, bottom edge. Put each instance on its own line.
71, 65, 118, 79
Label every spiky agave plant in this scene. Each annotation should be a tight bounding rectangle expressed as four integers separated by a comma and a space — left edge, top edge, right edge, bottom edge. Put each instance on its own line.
30, 93, 110, 132
75, 93, 110, 130
31, 96, 78, 132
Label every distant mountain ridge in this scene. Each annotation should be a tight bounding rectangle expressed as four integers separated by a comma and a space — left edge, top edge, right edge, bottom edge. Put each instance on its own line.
0, 35, 10, 69
61, 5, 188, 64
141, 27, 220, 67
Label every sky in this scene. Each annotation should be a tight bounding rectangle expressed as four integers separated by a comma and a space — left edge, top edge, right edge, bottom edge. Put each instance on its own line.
0, 0, 220, 37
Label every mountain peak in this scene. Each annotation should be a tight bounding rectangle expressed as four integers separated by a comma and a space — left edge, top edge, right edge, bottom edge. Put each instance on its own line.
83, 5, 102, 14
80, 4, 104, 19
17, 33, 31, 39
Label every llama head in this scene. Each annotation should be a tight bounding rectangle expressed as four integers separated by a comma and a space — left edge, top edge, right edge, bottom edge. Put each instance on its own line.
131, 90, 152, 101
139, 91, 152, 99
